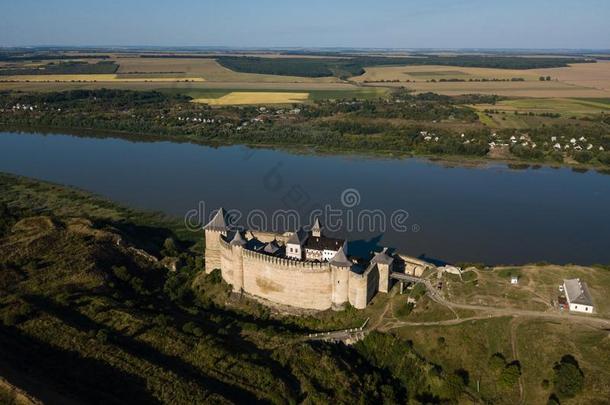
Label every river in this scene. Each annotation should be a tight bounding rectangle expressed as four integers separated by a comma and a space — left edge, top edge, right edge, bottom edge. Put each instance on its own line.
1, 130, 609, 265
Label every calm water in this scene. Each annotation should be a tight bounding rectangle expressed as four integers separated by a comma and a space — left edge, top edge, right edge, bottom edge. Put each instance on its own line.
1, 130, 610, 265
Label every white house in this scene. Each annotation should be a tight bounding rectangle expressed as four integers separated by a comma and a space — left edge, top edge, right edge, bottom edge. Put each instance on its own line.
563, 278, 594, 313
510, 275, 519, 285
286, 228, 308, 260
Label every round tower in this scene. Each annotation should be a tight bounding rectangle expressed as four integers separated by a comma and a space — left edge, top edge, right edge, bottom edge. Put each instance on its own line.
203, 208, 228, 273
330, 246, 351, 308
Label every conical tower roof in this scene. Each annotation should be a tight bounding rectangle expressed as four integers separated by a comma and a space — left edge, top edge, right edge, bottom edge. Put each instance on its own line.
330, 246, 352, 268
372, 247, 394, 265
230, 230, 247, 246
204, 208, 228, 231
263, 239, 280, 254
312, 217, 322, 231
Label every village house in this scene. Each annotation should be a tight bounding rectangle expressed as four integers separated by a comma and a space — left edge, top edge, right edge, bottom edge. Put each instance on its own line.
563, 278, 594, 313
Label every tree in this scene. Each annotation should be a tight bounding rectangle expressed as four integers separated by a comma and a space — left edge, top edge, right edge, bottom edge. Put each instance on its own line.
489, 352, 507, 371
500, 361, 521, 387
553, 355, 584, 399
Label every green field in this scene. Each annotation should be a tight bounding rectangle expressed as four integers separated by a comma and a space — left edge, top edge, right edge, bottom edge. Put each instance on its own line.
474, 97, 610, 118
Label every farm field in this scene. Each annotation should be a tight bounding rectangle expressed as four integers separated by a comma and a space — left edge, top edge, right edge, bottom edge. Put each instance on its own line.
0, 74, 205, 82
378, 80, 609, 97
161, 87, 388, 102
352, 64, 543, 81
114, 57, 340, 83
352, 62, 610, 97
192, 91, 310, 105
0, 79, 360, 92
472, 97, 610, 117
532, 61, 610, 92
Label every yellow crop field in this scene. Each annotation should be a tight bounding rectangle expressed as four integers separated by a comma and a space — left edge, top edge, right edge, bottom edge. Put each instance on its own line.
192, 92, 309, 105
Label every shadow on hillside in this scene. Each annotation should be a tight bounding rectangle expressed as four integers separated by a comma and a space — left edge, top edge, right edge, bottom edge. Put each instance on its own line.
0, 323, 159, 405
95, 219, 178, 256
23, 294, 294, 404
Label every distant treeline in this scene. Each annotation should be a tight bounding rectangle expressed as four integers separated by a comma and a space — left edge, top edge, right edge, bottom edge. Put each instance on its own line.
0, 52, 110, 62
0, 61, 119, 76
213, 54, 594, 78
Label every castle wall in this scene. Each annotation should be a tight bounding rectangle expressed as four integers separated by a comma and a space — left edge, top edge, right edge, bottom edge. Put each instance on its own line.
377, 263, 391, 293
241, 249, 333, 310
209, 230, 397, 311
349, 266, 379, 309
397, 254, 431, 277
220, 238, 236, 287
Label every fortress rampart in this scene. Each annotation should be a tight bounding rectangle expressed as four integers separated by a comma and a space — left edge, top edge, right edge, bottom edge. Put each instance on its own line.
203, 209, 431, 311
214, 232, 374, 310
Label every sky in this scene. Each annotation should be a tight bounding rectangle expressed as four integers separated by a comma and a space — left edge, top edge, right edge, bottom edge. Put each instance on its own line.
1, 0, 609, 49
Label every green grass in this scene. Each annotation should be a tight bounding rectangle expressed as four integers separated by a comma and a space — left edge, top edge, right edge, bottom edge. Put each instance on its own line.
157, 88, 232, 100
308, 88, 389, 101
393, 316, 610, 404
394, 317, 518, 403
488, 98, 610, 117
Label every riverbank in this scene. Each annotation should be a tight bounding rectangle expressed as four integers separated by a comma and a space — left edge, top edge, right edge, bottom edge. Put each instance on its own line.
2, 123, 609, 174
2, 88, 609, 172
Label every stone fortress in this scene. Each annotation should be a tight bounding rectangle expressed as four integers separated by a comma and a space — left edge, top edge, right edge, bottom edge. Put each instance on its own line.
204, 208, 430, 310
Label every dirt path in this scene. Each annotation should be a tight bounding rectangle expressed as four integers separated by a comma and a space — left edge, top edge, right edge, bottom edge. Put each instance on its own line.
509, 318, 525, 404
376, 276, 610, 333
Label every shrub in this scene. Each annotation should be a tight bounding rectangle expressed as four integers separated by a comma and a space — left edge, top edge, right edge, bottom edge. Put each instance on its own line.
394, 301, 414, 318
411, 283, 427, 299
573, 151, 593, 163
500, 361, 521, 387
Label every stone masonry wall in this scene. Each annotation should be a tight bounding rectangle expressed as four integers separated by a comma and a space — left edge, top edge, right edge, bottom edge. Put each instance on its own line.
348, 266, 380, 309
241, 249, 333, 310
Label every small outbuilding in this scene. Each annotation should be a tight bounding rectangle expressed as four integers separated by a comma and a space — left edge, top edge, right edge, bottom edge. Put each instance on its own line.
510, 275, 519, 285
